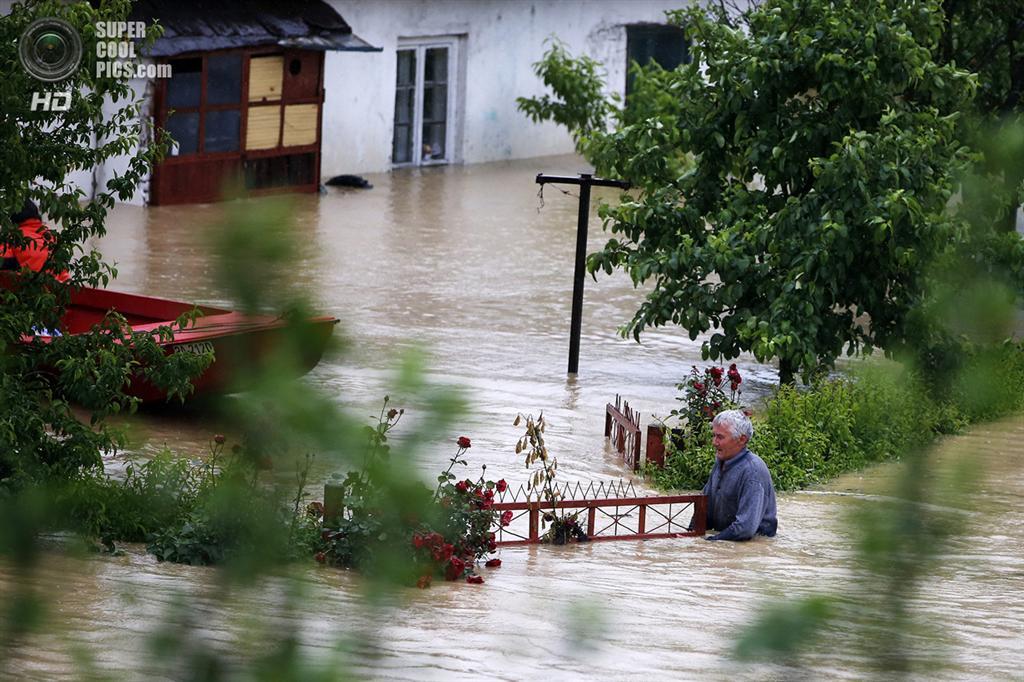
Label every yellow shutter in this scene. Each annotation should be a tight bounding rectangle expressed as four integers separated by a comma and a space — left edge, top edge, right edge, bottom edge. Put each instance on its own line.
282, 104, 319, 147
246, 106, 280, 150
248, 55, 283, 102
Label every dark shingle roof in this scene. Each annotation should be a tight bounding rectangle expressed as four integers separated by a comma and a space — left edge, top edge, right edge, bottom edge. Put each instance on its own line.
129, 0, 381, 56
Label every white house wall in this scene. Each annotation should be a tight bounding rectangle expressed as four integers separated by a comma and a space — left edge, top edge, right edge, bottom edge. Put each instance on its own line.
321, 0, 689, 176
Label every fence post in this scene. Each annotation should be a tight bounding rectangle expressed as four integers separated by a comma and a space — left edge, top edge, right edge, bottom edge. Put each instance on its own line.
529, 503, 539, 542
638, 504, 646, 534
324, 481, 344, 527
692, 496, 707, 535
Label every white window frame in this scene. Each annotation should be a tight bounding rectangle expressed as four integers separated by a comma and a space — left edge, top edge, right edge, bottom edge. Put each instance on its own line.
394, 36, 460, 167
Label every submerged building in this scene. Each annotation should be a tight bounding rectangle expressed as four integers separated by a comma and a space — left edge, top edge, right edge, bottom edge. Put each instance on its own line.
6, 0, 690, 205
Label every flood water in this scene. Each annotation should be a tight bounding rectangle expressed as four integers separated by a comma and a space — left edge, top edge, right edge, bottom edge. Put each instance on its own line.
4, 156, 1022, 679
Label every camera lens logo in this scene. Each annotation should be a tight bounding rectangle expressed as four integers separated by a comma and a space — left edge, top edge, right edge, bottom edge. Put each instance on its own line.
19, 18, 83, 82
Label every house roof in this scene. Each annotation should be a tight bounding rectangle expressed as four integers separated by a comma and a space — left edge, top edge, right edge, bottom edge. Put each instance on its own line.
128, 0, 382, 57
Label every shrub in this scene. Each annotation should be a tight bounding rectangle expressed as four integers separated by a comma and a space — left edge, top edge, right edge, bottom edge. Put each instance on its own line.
647, 355, 1019, 492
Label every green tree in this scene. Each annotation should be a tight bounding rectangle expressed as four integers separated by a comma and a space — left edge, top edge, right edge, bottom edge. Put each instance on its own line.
1, 1, 208, 485
518, 0, 1021, 384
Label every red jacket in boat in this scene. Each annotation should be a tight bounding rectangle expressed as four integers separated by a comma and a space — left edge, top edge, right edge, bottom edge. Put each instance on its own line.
0, 217, 69, 282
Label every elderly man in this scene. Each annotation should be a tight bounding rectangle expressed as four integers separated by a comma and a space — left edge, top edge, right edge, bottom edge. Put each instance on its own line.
698, 409, 777, 541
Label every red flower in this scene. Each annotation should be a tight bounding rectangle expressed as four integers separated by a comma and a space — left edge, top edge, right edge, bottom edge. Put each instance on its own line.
500, 510, 513, 527
455, 480, 469, 493
496, 479, 507, 493
416, 574, 432, 589
457, 436, 472, 449
730, 381, 740, 392
709, 366, 724, 385
213, 434, 225, 445
728, 364, 742, 385
412, 534, 425, 549
445, 556, 466, 581
693, 382, 705, 392
314, 552, 326, 564
487, 538, 497, 551
485, 558, 502, 568
483, 488, 494, 500
466, 575, 484, 584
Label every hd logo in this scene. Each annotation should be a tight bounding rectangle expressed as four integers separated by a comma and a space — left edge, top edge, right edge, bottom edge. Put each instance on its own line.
30, 91, 72, 112
19, 17, 82, 112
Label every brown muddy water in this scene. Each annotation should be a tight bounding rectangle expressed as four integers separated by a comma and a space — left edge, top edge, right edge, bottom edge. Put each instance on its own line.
3, 156, 1022, 679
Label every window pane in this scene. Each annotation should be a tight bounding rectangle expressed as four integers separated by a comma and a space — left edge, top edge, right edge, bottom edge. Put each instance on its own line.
625, 26, 690, 96
207, 53, 242, 105
204, 109, 240, 153
165, 112, 199, 155
166, 58, 201, 108
393, 124, 411, 164
423, 84, 447, 122
395, 88, 414, 124
393, 50, 417, 164
424, 47, 448, 84
422, 122, 445, 161
397, 49, 416, 86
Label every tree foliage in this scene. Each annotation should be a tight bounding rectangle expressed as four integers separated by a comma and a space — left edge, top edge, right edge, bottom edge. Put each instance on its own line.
1, 1, 208, 485
518, 0, 1024, 384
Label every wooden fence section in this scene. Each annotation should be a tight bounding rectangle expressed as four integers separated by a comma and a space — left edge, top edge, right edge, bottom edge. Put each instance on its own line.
605, 395, 642, 471
492, 494, 706, 546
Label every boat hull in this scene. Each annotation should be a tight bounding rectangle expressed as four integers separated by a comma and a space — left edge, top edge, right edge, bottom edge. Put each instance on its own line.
50, 287, 339, 403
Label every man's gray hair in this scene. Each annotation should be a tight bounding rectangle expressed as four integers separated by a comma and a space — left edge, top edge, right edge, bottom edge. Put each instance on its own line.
713, 409, 753, 441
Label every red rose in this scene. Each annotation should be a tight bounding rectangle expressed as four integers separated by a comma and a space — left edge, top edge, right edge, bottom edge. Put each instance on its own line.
445, 556, 466, 581
485, 558, 502, 568
483, 489, 494, 500
709, 366, 724, 385
496, 479, 507, 493
457, 436, 472, 449
455, 480, 469, 493
693, 382, 704, 392
487, 538, 497, 551
314, 552, 326, 564
500, 510, 513, 526
213, 434, 225, 445
416, 574, 432, 589
730, 381, 740, 391
466, 575, 484, 584
412, 534, 424, 549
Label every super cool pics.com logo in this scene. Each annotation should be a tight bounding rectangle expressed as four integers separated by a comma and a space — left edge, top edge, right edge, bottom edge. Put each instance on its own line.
19, 18, 171, 111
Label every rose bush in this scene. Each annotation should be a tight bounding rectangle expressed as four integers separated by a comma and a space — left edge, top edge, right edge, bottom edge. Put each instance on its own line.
667, 364, 744, 446
312, 424, 504, 587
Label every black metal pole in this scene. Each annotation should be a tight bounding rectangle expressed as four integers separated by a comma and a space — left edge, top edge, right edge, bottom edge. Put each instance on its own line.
568, 174, 592, 375
535, 172, 630, 376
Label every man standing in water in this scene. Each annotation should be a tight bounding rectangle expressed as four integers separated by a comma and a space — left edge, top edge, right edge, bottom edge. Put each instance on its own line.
697, 409, 778, 541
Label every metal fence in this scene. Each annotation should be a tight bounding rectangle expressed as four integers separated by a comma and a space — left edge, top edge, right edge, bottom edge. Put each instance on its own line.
492, 493, 706, 546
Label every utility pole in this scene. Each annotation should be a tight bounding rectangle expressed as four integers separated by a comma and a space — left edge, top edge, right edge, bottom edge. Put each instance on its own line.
535, 172, 630, 375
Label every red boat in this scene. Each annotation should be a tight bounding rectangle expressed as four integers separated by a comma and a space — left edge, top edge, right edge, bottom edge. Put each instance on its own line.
36, 287, 339, 402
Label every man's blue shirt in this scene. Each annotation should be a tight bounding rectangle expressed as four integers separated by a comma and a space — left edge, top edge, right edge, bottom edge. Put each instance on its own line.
702, 448, 778, 541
